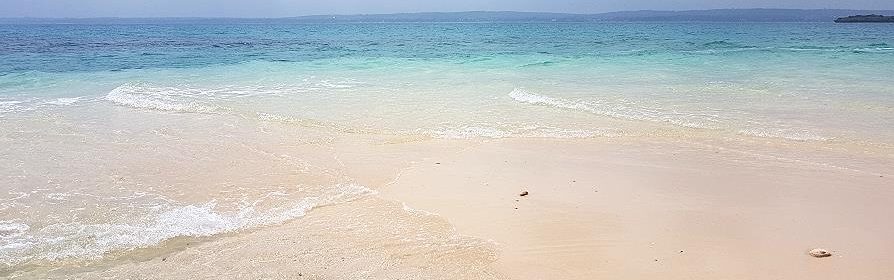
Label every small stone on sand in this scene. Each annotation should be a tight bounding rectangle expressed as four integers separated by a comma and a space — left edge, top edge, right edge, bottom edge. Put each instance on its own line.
519, 191, 529, 197
809, 248, 832, 258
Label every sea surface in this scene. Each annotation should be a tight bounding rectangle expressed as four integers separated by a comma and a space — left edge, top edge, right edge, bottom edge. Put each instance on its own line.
1, 22, 893, 276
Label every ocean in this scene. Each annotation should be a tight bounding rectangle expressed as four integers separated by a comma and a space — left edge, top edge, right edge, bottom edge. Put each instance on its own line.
1, 22, 892, 276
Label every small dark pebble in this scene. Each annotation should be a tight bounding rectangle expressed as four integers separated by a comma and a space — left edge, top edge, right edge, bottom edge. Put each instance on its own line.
161, 257, 167, 261
654, 259, 659, 262
519, 191, 529, 197
514, 207, 518, 210
435, 162, 441, 165
679, 250, 684, 253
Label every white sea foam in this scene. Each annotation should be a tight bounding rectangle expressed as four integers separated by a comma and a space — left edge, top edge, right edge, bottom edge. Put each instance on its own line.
738, 128, 830, 142
852, 47, 894, 53
0, 101, 23, 107
425, 126, 512, 139
509, 89, 719, 129
0, 184, 375, 268
421, 124, 622, 140
257, 112, 303, 124
315, 80, 357, 89
508, 88, 721, 129
0, 100, 28, 114
0, 222, 29, 239
105, 83, 228, 114
507, 89, 835, 142
104, 79, 363, 114
523, 127, 624, 138
2, 97, 88, 115
44, 97, 84, 106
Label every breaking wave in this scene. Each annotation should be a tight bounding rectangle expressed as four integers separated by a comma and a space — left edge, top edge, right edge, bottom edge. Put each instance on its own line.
105, 83, 228, 114
508, 88, 722, 129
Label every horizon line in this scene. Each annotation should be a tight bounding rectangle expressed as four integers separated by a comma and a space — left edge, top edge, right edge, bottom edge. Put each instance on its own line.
2, 8, 892, 20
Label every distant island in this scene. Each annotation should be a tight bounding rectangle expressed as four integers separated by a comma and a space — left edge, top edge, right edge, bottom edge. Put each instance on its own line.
5, 9, 894, 24
834, 14, 894, 23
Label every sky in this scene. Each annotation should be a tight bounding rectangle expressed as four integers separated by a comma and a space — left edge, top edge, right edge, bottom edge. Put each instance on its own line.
1, 0, 893, 18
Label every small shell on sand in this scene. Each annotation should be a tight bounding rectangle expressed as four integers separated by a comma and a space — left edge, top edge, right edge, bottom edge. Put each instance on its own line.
809, 248, 832, 258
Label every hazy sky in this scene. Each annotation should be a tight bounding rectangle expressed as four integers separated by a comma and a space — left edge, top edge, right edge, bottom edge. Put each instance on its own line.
2, 0, 892, 18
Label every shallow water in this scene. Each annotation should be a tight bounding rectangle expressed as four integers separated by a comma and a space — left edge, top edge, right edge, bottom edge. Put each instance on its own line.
1, 22, 892, 276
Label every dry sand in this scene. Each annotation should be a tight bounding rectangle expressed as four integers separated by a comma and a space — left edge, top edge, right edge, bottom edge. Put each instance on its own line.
380, 138, 894, 280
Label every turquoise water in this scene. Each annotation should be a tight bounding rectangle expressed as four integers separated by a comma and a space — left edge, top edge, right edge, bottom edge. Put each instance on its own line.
2, 23, 893, 141
1, 22, 893, 274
